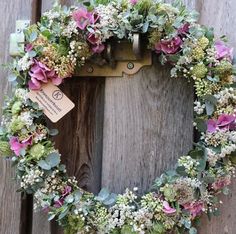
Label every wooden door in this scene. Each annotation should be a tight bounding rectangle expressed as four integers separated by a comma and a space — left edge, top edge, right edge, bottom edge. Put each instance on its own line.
0, 1, 236, 234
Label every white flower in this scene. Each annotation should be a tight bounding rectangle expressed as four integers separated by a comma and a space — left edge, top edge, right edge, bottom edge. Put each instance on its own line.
19, 111, 33, 127
18, 53, 33, 71
194, 101, 205, 115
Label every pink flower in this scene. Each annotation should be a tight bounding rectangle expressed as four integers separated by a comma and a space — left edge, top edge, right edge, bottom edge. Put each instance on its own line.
25, 44, 34, 52
217, 114, 235, 128
178, 23, 190, 35
155, 36, 183, 54
183, 201, 204, 218
87, 33, 105, 53
215, 41, 234, 60
53, 199, 64, 208
207, 114, 235, 133
163, 201, 176, 214
212, 176, 231, 191
87, 12, 99, 24
53, 186, 72, 208
28, 60, 62, 90
130, 0, 138, 5
9, 137, 31, 156
72, 8, 99, 30
207, 119, 217, 133
87, 33, 99, 45
62, 186, 72, 197
72, 8, 90, 30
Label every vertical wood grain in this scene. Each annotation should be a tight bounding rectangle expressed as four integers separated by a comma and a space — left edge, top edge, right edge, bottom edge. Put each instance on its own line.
197, 1, 236, 233
0, 1, 34, 234
102, 59, 194, 193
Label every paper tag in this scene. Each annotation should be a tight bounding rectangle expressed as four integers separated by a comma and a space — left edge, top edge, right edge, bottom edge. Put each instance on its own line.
27, 83, 75, 123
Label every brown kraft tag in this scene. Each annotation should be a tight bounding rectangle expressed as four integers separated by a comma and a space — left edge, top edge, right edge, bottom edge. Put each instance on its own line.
27, 82, 75, 123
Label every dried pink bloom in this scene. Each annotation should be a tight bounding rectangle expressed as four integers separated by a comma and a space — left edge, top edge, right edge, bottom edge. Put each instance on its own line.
155, 36, 183, 54
183, 201, 204, 218
217, 114, 235, 128
25, 44, 34, 52
207, 119, 217, 133
207, 114, 235, 133
87, 33, 105, 53
9, 137, 31, 156
212, 176, 231, 191
178, 23, 190, 35
163, 201, 176, 214
72, 8, 99, 30
53, 199, 64, 208
62, 186, 72, 197
28, 60, 62, 90
130, 0, 138, 5
215, 41, 234, 60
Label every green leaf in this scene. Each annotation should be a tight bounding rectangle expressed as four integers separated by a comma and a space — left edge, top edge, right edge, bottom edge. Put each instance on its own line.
195, 118, 207, 132
48, 213, 56, 221
196, 158, 207, 172
49, 129, 59, 136
103, 193, 117, 206
58, 207, 69, 220
64, 194, 74, 204
142, 21, 149, 33
189, 148, 204, 159
46, 152, 60, 168
189, 227, 197, 234
8, 74, 17, 82
205, 100, 215, 116
96, 188, 110, 202
28, 50, 37, 58
29, 31, 38, 42
176, 166, 188, 176
41, 29, 51, 39
38, 160, 51, 170
73, 190, 82, 203
203, 94, 218, 105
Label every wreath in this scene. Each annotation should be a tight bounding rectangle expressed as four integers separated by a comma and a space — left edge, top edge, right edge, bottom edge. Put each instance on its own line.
0, 0, 236, 233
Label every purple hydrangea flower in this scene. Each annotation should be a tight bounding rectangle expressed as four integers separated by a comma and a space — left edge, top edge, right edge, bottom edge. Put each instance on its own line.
28, 60, 62, 90
155, 36, 183, 54
215, 41, 234, 60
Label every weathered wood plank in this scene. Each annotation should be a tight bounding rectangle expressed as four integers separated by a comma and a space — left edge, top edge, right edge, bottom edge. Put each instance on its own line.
102, 58, 194, 193
197, 1, 236, 233
0, 1, 34, 234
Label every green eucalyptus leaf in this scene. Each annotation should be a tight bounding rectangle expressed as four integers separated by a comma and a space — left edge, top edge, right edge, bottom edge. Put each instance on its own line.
38, 160, 51, 170
195, 118, 207, 132
49, 129, 59, 136
189, 227, 197, 234
205, 100, 215, 116
103, 193, 117, 206
8, 74, 17, 82
29, 31, 38, 42
46, 152, 60, 168
96, 188, 110, 202
176, 166, 188, 176
58, 207, 69, 220
73, 190, 82, 203
64, 194, 74, 204
48, 213, 56, 221
28, 50, 37, 58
